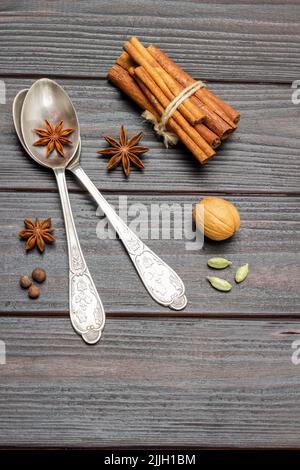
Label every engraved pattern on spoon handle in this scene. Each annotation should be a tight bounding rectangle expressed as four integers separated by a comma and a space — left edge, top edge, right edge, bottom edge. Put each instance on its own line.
54, 169, 105, 343
70, 166, 187, 310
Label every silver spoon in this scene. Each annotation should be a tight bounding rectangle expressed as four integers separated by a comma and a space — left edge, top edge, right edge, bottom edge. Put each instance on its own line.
14, 83, 187, 311
19, 79, 105, 344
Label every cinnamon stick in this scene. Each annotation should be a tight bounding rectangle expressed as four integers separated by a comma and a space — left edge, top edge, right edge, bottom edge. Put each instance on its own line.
109, 62, 220, 151
148, 44, 240, 126
107, 62, 208, 161
202, 87, 240, 125
195, 124, 221, 148
107, 38, 240, 164
134, 66, 215, 160
116, 51, 136, 75
195, 99, 233, 139
130, 37, 207, 123
118, 50, 232, 140
107, 64, 159, 119
136, 78, 213, 164
123, 40, 204, 127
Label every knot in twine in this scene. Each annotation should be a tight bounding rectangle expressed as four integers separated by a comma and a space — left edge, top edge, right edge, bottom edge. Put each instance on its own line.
142, 80, 206, 147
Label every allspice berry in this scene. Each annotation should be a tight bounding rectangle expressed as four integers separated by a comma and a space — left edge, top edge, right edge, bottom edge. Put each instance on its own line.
20, 275, 32, 289
28, 285, 40, 299
32, 268, 46, 283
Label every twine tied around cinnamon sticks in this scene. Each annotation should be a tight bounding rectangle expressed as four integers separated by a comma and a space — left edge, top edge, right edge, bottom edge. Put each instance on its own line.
142, 80, 207, 147
107, 37, 240, 165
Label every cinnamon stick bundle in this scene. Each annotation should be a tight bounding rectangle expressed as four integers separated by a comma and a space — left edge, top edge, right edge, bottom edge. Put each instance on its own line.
107, 37, 240, 164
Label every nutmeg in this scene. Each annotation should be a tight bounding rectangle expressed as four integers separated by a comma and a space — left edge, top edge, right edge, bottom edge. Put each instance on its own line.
194, 196, 240, 241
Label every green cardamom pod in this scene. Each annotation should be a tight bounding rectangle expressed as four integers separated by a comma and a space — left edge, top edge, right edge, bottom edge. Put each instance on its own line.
207, 276, 232, 292
207, 257, 232, 269
235, 263, 249, 283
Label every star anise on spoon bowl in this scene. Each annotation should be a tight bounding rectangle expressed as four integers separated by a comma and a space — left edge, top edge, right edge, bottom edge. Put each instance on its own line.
33, 119, 74, 158
98, 125, 149, 176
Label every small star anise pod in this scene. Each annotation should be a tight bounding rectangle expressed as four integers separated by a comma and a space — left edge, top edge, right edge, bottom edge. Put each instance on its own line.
98, 125, 149, 177
19, 218, 55, 252
33, 119, 74, 158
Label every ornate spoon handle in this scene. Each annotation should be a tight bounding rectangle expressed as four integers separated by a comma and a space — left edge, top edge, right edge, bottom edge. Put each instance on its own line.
70, 165, 187, 311
54, 168, 106, 344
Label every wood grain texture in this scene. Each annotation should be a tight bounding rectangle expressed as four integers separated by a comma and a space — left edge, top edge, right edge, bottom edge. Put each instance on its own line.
0, 1, 300, 82
1, 79, 300, 193
0, 316, 300, 448
1, 191, 299, 316
1, 0, 300, 450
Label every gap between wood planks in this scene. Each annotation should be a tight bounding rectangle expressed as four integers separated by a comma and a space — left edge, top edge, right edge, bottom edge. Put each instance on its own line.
1, 445, 300, 451
1, 311, 300, 321
1, 187, 300, 197
0, 72, 293, 87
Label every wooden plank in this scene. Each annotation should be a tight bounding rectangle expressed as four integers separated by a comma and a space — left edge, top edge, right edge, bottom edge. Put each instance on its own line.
1, 78, 300, 193
0, 1, 299, 82
1, 191, 299, 316
0, 316, 300, 448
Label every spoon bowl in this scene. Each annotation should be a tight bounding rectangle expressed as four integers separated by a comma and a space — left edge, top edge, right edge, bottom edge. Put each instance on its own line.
21, 78, 80, 169
13, 89, 82, 165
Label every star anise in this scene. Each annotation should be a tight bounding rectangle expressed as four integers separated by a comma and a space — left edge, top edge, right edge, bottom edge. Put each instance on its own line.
19, 218, 55, 252
33, 119, 74, 158
98, 125, 149, 176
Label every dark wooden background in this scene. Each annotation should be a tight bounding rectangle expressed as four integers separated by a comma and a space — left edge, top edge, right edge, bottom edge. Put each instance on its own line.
0, 0, 300, 449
